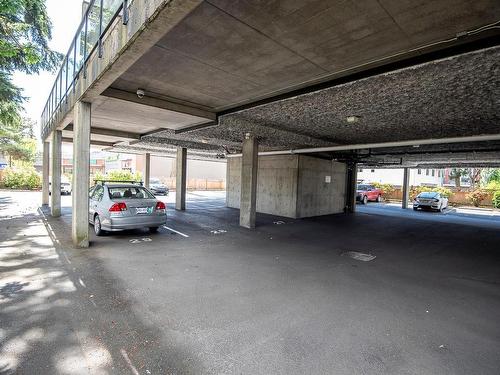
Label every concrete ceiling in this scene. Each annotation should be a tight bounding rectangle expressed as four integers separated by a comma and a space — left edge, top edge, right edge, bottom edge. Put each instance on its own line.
86, 0, 500, 166
128, 46, 500, 156
111, 0, 499, 112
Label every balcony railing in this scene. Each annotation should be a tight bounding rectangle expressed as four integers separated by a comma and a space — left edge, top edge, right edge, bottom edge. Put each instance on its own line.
40, 0, 127, 139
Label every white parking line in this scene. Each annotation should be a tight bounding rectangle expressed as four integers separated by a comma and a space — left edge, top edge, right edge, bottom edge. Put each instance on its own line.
163, 225, 189, 238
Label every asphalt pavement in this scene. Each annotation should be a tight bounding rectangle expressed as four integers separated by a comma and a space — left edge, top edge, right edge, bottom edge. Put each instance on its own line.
1, 190, 499, 374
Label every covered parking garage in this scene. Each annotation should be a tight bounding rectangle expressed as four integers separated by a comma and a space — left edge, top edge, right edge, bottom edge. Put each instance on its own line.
40, 0, 500, 246
22, 2, 500, 371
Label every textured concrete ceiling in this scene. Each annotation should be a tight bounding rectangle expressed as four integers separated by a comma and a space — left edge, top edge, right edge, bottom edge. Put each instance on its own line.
134, 46, 499, 148
203, 46, 499, 146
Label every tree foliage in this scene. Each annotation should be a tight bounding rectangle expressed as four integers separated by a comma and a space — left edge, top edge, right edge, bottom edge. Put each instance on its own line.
0, 0, 62, 124
0, 116, 36, 163
448, 168, 468, 187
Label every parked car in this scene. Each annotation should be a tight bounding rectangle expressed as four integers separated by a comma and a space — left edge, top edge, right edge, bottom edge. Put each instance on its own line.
413, 191, 448, 212
49, 177, 72, 195
149, 178, 169, 195
356, 184, 383, 204
89, 181, 167, 236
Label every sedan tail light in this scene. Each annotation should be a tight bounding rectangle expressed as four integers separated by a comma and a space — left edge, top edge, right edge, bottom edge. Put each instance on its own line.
109, 202, 127, 212
156, 201, 166, 212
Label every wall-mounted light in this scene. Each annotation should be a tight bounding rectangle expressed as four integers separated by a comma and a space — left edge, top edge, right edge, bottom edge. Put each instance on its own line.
346, 115, 360, 123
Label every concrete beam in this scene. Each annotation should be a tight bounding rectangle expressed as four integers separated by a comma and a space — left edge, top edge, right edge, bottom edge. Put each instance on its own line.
175, 147, 187, 210
402, 167, 410, 209
102, 88, 216, 121
72, 101, 91, 248
62, 137, 115, 147
64, 124, 141, 140
144, 153, 151, 188
42, 141, 50, 207
239, 135, 258, 228
50, 130, 62, 217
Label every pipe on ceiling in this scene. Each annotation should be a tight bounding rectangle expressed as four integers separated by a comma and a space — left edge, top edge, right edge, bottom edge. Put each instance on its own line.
225, 134, 500, 158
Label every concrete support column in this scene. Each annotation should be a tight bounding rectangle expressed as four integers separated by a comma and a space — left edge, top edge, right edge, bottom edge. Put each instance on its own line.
239, 135, 258, 228
72, 101, 91, 248
345, 162, 358, 213
42, 141, 50, 207
402, 167, 410, 209
175, 147, 187, 211
50, 130, 62, 217
144, 153, 151, 188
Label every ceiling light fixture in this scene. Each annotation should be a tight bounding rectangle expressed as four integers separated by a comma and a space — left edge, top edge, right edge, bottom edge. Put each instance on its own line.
346, 115, 360, 123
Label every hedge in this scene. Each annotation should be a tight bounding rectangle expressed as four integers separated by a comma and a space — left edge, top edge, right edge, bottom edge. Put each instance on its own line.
1, 167, 42, 190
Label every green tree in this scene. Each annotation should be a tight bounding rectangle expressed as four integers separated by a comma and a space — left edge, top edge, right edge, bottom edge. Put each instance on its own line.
0, 0, 62, 124
487, 169, 500, 183
448, 168, 468, 187
0, 117, 37, 164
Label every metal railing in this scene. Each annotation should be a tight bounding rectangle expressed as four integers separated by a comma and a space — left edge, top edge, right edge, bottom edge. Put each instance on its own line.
41, 0, 127, 140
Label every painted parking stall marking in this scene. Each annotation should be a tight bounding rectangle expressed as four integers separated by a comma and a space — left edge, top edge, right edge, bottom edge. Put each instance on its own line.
341, 251, 376, 262
129, 238, 152, 244
163, 225, 189, 238
210, 229, 227, 235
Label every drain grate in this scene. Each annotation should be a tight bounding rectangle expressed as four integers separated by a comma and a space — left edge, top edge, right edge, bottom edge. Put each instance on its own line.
341, 251, 376, 262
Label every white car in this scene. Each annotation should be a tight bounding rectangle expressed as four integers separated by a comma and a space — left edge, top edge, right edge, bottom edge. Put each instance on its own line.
413, 192, 448, 212
49, 177, 72, 195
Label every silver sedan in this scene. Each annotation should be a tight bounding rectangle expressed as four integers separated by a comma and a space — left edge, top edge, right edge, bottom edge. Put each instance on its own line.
88, 182, 167, 235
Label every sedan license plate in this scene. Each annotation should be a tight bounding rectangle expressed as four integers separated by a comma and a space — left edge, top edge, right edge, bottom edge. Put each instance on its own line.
136, 207, 152, 215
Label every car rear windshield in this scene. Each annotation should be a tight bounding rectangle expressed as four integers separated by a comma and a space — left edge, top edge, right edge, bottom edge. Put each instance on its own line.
357, 184, 371, 190
418, 192, 439, 198
108, 187, 155, 200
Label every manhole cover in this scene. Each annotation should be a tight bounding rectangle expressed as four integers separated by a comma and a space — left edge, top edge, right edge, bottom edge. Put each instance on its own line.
341, 251, 376, 262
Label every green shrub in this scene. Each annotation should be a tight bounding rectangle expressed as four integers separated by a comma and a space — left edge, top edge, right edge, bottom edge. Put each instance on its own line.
466, 189, 487, 207
371, 182, 395, 198
1, 167, 42, 190
486, 180, 500, 191
410, 185, 453, 200
493, 191, 500, 209
92, 170, 142, 184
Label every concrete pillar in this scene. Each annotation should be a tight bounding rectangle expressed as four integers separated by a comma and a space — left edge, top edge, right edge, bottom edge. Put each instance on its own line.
42, 141, 50, 207
402, 167, 410, 209
72, 101, 91, 248
175, 147, 187, 210
239, 135, 258, 228
345, 162, 358, 213
50, 130, 62, 217
144, 153, 151, 188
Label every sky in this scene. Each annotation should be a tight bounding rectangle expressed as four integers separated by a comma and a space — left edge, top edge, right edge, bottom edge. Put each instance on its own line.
12, 0, 83, 142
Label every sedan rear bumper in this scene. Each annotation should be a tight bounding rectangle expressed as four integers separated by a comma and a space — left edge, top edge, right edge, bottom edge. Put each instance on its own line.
101, 215, 166, 231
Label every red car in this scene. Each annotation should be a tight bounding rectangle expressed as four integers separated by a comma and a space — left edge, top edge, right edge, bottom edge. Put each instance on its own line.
356, 184, 383, 204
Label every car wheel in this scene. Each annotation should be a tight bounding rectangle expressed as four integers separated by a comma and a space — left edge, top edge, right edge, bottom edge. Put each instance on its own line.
362, 195, 368, 205
376, 195, 382, 202
149, 226, 159, 233
94, 215, 103, 236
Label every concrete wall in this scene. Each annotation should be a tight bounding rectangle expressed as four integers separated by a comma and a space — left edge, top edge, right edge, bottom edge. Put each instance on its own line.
297, 156, 346, 217
227, 154, 346, 218
227, 155, 299, 217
